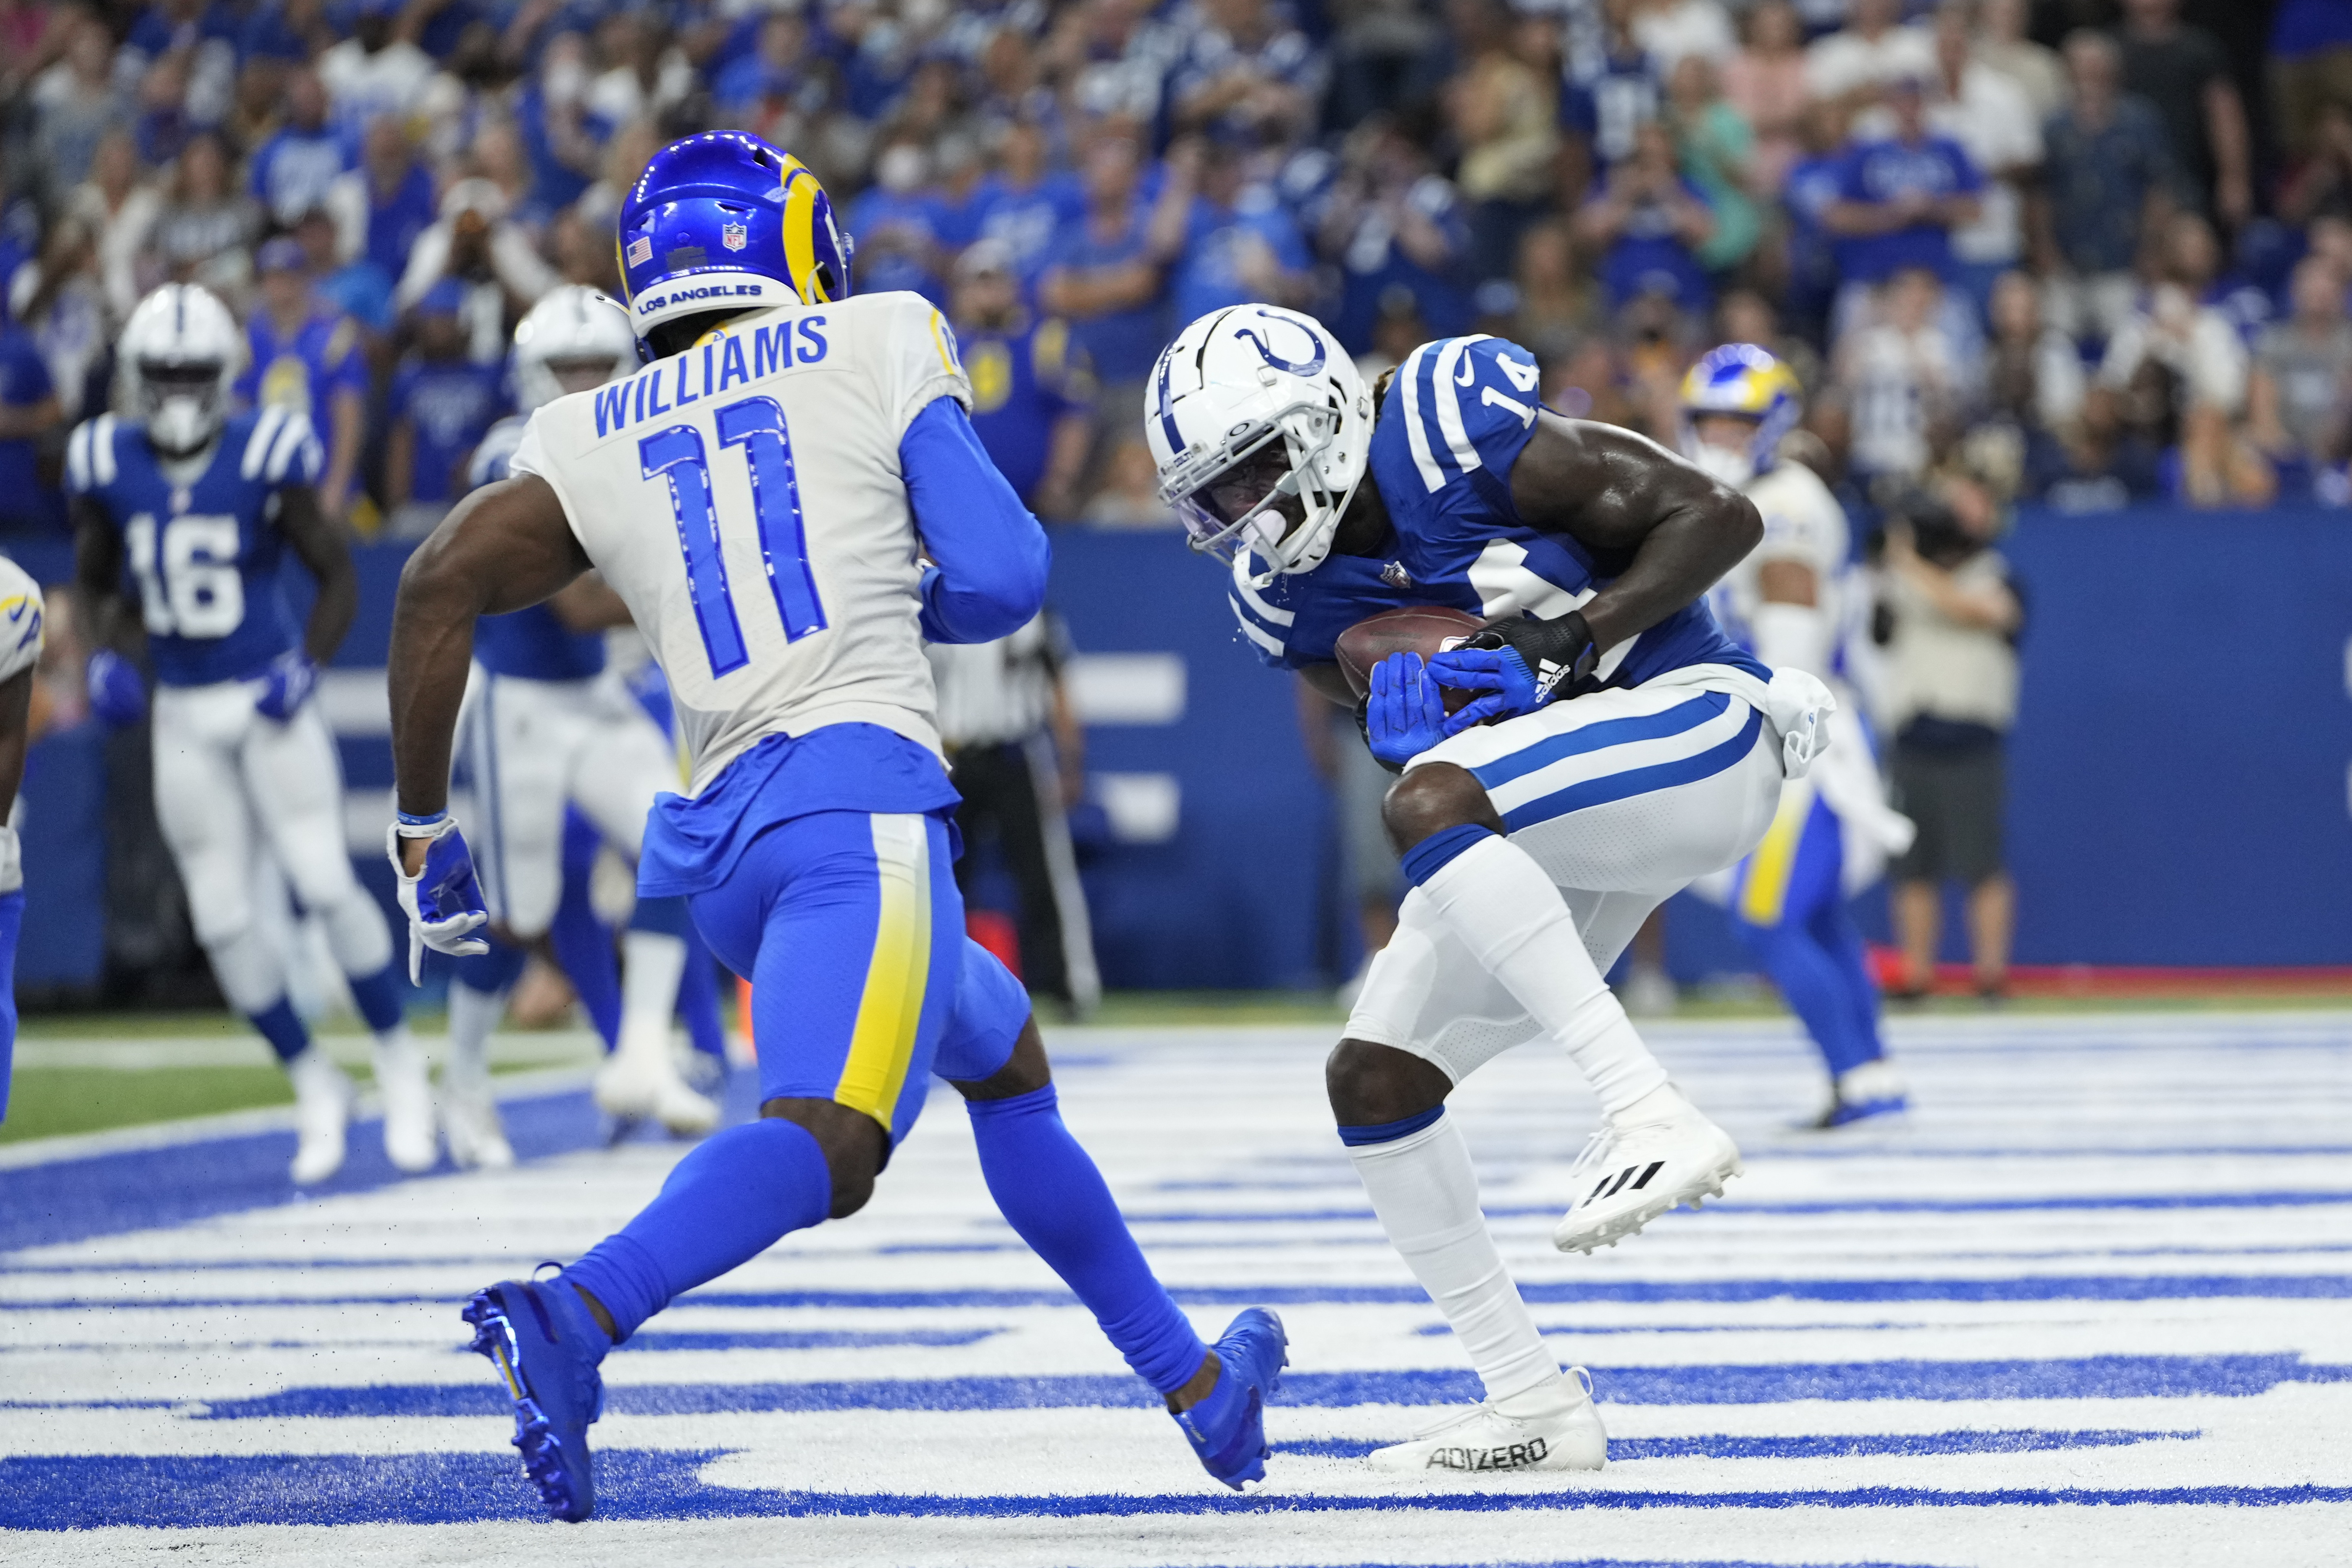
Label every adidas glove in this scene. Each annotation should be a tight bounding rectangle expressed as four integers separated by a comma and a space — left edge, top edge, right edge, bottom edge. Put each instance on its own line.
1428, 611, 1599, 732
255, 650, 318, 722
86, 649, 146, 727
388, 813, 490, 981
1364, 650, 1450, 771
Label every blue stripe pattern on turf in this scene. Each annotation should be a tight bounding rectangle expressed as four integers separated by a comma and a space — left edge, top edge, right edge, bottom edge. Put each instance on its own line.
1272, 1429, 2199, 1462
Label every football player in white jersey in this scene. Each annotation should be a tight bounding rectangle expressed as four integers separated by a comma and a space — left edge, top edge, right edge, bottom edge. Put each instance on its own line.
438, 285, 718, 1168
0, 555, 42, 1123
71, 286, 435, 1184
1153, 305, 1836, 1476
1680, 346, 1918, 1127
383, 133, 1286, 1522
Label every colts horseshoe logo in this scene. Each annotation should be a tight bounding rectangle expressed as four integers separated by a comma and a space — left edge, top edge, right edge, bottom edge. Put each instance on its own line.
1232, 311, 1326, 377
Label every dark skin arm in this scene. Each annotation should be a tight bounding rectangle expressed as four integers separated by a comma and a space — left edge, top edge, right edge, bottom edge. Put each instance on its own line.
73, 495, 135, 654
276, 484, 359, 664
388, 473, 589, 831
546, 572, 633, 632
0, 666, 32, 816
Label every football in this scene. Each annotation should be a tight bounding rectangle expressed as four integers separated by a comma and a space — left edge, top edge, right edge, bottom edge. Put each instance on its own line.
1335, 605, 1488, 711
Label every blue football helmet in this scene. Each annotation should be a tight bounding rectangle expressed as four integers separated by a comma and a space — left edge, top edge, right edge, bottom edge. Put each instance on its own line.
617, 132, 853, 355
1677, 343, 1802, 489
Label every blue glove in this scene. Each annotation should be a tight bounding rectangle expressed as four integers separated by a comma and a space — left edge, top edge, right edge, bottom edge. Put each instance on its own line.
86, 649, 147, 727
255, 650, 318, 722
1366, 651, 1450, 770
1425, 645, 1547, 734
387, 814, 490, 981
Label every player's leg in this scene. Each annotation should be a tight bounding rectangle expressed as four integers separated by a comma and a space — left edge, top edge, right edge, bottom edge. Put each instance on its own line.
570, 705, 715, 1133
1731, 789, 1901, 1124
1385, 684, 1783, 1253
545, 809, 622, 1051
1329, 892, 1607, 1476
152, 686, 350, 1182
935, 937, 1283, 1488
444, 944, 526, 1168
244, 698, 436, 1174
0, 834, 21, 1126
463, 809, 961, 1522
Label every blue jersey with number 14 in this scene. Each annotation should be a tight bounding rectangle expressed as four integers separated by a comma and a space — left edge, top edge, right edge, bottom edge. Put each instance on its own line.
66, 408, 316, 687
1228, 334, 1764, 690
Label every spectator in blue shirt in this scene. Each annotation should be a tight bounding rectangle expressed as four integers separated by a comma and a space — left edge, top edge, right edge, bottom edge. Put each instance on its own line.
1560, 0, 1659, 177
1823, 75, 1982, 293
2032, 31, 2176, 345
951, 240, 1096, 519
1038, 136, 1174, 396
1572, 120, 1717, 313
1167, 0, 1327, 150
386, 279, 506, 537
333, 118, 438, 290
1321, 118, 1475, 354
248, 69, 349, 228
0, 321, 64, 537
1783, 98, 1854, 341
710, 10, 812, 120
240, 236, 369, 522
973, 120, 1088, 289
851, 142, 951, 305
513, 32, 612, 218
293, 207, 393, 337
1164, 136, 1314, 326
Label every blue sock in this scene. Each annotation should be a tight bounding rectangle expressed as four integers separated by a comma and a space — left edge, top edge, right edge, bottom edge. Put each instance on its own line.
1738, 915, 1879, 1079
966, 1084, 1207, 1395
562, 1116, 831, 1347
0, 888, 20, 1123
1813, 899, 1888, 1071
548, 879, 621, 1052
346, 964, 407, 1036
676, 925, 726, 1061
454, 939, 528, 995
250, 997, 311, 1063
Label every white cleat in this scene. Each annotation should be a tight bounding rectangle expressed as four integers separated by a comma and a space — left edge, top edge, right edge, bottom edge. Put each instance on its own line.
594, 1047, 720, 1137
1369, 1373, 1609, 1477
374, 1034, 440, 1173
1552, 1099, 1742, 1253
442, 1080, 515, 1171
287, 1049, 354, 1186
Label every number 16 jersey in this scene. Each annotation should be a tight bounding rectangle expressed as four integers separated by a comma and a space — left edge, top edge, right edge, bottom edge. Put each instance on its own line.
509, 293, 970, 796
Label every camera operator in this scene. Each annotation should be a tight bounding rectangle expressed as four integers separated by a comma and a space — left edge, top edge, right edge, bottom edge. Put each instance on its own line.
1873, 472, 2025, 1002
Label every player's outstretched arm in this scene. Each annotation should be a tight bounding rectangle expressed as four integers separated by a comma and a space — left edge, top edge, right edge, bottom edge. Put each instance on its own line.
70, 496, 131, 653
389, 474, 589, 818
274, 484, 359, 665
1508, 412, 1762, 654
901, 398, 1050, 645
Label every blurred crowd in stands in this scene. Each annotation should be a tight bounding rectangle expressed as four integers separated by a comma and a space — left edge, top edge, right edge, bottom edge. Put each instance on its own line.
2, 0, 2351, 554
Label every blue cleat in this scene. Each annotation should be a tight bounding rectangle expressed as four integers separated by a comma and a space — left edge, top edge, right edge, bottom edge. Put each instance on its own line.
1172, 1307, 1287, 1489
463, 1277, 606, 1521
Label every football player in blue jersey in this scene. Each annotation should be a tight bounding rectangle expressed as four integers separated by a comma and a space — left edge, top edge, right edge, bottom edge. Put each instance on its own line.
1151, 304, 1836, 1476
71, 284, 436, 1185
1678, 346, 1918, 1129
384, 133, 1285, 1520
436, 284, 720, 1168
0, 557, 42, 1124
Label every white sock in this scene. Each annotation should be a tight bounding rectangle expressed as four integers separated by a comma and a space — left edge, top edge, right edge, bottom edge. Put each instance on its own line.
618, 931, 687, 1063
446, 981, 508, 1094
1346, 1114, 1563, 1407
1416, 834, 1669, 1118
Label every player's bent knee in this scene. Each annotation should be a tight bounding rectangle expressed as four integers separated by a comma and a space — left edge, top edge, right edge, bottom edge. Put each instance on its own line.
950, 1016, 1052, 1102
757, 1096, 889, 1219
1326, 1038, 1452, 1127
1382, 763, 1502, 855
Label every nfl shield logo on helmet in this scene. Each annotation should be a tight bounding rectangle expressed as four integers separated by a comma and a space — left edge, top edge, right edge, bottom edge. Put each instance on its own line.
722, 222, 748, 252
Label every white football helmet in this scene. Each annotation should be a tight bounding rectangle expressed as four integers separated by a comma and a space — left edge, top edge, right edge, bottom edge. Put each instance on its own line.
511, 286, 636, 412
1146, 305, 1372, 584
118, 284, 247, 457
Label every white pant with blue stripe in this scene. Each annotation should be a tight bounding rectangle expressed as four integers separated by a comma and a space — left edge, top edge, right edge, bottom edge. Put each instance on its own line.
1345, 664, 1787, 1084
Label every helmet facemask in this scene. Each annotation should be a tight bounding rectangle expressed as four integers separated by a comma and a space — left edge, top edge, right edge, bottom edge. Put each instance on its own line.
1163, 396, 1358, 585
1682, 415, 1761, 489
137, 357, 230, 457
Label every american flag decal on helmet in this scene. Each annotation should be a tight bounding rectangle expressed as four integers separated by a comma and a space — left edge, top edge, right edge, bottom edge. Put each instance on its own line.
627, 236, 652, 267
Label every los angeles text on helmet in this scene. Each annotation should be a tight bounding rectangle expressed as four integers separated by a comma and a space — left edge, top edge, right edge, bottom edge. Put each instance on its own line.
591, 314, 830, 440
631, 282, 770, 316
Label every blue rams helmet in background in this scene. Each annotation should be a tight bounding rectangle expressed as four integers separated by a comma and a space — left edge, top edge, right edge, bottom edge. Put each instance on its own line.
1677, 343, 1802, 490
617, 132, 853, 356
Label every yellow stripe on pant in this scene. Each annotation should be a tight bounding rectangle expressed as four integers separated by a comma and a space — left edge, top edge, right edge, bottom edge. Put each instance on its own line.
834, 814, 933, 1130
1738, 779, 1814, 928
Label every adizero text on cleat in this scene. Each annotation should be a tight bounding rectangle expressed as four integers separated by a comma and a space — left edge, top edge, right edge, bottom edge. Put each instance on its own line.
1172, 1307, 1288, 1489
463, 1278, 605, 1521
1368, 1374, 1608, 1476
1552, 1107, 1742, 1253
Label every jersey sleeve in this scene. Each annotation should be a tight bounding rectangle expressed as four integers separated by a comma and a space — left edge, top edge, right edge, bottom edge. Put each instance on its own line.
63, 416, 119, 498
1226, 553, 1299, 669
241, 405, 324, 486
877, 292, 975, 440
1384, 335, 1548, 498
1751, 474, 1844, 578
0, 560, 45, 685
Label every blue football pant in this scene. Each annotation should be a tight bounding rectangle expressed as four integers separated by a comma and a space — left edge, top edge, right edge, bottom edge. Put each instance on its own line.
1730, 790, 1886, 1079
